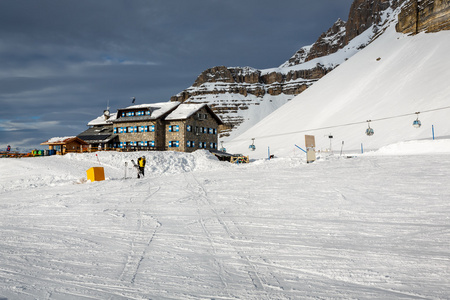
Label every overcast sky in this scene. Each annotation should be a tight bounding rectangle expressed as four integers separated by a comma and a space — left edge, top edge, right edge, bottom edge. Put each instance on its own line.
0, 0, 354, 151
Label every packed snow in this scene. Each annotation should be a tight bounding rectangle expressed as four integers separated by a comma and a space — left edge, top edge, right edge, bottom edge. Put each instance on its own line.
1, 145, 449, 299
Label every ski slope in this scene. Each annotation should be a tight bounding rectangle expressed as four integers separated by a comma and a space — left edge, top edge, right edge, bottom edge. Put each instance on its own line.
1, 146, 449, 299
225, 25, 450, 159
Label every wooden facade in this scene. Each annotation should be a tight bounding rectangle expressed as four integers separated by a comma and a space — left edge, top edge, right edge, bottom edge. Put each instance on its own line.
41, 137, 89, 155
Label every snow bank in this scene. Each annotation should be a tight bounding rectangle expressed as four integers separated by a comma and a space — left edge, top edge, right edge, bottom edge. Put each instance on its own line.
0, 150, 230, 193
369, 139, 450, 156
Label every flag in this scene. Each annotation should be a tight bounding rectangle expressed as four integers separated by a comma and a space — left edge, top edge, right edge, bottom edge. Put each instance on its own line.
131, 97, 136, 104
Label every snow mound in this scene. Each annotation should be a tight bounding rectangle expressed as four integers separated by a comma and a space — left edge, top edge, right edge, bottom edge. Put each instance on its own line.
0, 150, 229, 192
370, 139, 450, 156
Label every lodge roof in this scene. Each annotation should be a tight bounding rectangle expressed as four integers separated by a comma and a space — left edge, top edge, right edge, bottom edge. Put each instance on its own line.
41, 136, 88, 145
165, 103, 224, 125
114, 102, 180, 123
77, 126, 117, 143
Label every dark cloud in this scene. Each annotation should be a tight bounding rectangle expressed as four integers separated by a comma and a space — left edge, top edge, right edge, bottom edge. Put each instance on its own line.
0, 0, 354, 151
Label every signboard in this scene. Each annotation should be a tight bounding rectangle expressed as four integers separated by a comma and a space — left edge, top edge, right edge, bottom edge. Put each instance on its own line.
305, 135, 316, 163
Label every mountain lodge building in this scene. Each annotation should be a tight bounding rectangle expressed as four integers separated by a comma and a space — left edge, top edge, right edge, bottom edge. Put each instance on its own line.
74, 102, 223, 153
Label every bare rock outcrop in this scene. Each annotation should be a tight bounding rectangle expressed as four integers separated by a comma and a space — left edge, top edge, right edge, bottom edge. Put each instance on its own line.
396, 0, 450, 34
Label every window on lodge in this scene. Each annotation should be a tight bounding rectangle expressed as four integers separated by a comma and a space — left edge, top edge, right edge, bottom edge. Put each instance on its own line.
139, 126, 151, 132
168, 141, 179, 148
168, 125, 180, 132
139, 141, 155, 147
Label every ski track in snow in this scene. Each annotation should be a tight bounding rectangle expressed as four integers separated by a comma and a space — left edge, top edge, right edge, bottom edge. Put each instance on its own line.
0, 150, 449, 299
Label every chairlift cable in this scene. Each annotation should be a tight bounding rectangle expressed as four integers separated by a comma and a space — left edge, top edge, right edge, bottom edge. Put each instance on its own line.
228, 105, 450, 142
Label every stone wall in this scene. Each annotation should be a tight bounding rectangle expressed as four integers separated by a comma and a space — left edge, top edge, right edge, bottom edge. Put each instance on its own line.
115, 120, 165, 150
165, 107, 220, 153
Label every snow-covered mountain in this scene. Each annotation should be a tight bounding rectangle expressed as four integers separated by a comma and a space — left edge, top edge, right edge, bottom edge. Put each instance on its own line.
171, 0, 401, 140
225, 3, 450, 158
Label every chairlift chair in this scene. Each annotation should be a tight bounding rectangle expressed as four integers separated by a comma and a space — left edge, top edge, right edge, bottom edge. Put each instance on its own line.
413, 112, 421, 128
366, 121, 374, 136
249, 138, 256, 151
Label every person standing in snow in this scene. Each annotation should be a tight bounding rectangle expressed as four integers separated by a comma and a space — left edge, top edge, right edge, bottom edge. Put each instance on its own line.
137, 156, 146, 178
6, 145, 11, 152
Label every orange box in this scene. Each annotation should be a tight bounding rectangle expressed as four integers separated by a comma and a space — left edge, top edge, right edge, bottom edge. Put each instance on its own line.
86, 167, 105, 182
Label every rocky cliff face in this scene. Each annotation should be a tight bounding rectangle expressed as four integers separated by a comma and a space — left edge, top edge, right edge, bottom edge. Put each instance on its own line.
171, 0, 450, 140
396, 0, 450, 34
345, 0, 394, 44
281, 19, 347, 67
170, 17, 350, 139
170, 65, 332, 138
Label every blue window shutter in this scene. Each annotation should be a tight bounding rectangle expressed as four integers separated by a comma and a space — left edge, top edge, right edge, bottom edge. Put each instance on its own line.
169, 126, 172, 132
187, 125, 191, 132
176, 141, 179, 147
176, 125, 179, 132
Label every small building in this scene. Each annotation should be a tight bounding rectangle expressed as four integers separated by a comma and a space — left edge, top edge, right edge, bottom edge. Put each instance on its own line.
77, 109, 118, 150
41, 136, 89, 155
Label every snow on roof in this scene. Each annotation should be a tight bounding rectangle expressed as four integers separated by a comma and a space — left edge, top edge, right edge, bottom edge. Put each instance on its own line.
87, 112, 117, 126
165, 103, 207, 120
41, 136, 78, 144
48, 136, 76, 143
119, 102, 180, 119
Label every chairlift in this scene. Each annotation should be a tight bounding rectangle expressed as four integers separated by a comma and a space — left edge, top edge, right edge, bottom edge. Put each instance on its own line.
249, 138, 256, 151
365, 120, 374, 136
220, 141, 227, 152
413, 112, 422, 128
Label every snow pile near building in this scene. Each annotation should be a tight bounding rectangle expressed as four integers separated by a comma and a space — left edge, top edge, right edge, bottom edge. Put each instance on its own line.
0, 150, 230, 193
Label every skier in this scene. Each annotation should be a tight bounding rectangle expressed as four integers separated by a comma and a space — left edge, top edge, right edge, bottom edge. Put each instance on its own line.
137, 156, 146, 178
6, 145, 11, 152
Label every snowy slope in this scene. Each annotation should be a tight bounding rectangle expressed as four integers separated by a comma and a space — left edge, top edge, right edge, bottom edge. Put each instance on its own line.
1, 147, 450, 299
225, 24, 450, 158
185, 24, 376, 142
